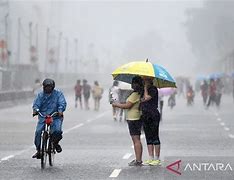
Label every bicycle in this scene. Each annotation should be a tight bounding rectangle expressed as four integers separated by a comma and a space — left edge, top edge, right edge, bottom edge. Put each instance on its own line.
34, 110, 58, 169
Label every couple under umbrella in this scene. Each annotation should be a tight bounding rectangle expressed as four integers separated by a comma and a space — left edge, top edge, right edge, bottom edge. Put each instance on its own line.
111, 60, 176, 166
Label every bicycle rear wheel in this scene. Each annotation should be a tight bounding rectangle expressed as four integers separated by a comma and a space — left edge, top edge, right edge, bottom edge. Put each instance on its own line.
48, 138, 55, 166
41, 131, 48, 169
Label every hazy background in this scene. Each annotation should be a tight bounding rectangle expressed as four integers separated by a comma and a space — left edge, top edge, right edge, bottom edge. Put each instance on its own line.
1, 0, 234, 89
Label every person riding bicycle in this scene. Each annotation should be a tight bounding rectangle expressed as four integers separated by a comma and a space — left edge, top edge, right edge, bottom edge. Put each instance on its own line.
32, 78, 67, 159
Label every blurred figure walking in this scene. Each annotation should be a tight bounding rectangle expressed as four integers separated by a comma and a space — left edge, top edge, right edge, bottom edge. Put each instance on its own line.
83, 79, 91, 110
200, 80, 209, 105
215, 78, 224, 107
168, 92, 176, 109
158, 93, 164, 120
74, 80, 83, 109
186, 85, 195, 106
206, 79, 216, 109
92, 81, 103, 111
109, 81, 121, 121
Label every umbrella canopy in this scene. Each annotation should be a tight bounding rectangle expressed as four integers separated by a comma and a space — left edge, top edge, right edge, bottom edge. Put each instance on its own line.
112, 61, 176, 88
158, 87, 176, 96
209, 72, 225, 79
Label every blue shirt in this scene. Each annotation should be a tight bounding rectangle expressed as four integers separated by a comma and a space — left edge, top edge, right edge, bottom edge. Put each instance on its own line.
32, 89, 67, 121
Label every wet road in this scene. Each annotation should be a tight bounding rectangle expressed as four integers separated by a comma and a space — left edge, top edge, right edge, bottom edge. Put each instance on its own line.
0, 91, 234, 179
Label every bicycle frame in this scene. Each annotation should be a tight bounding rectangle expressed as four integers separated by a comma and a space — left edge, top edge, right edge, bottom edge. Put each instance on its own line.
37, 111, 58, 169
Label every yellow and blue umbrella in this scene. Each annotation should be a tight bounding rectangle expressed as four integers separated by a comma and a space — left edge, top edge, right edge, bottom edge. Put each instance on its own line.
112, 61, 176, 88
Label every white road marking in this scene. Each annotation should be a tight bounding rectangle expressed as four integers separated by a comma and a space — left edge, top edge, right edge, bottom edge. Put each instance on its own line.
141, 134, 145, 139
86, 119, 95, 122
87, 111, 110, 123
217, 118, 222, 121
224, 127, 230, 131
220, 122, 225, 126
0, 145, 36, 164
131, 145, 134, 149
96, 111, 109, 118
0, 111, 110, 164
229, 134, 234, 139
1, 155, 14, 161
122, 153, 132, 159
109, 169, 122, 178
64, 123, 84, 134
65, 110, 109, 133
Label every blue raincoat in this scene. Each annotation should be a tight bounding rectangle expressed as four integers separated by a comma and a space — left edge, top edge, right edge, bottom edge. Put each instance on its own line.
32, 89, 67, 150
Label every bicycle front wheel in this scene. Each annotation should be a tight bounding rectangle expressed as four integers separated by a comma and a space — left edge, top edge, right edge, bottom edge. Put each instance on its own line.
41, 131, 48, 169
48, 138, 55, 166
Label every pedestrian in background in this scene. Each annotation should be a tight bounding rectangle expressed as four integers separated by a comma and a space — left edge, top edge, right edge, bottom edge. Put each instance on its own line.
200, 80, 209, 105
215, 78, 224, 107
92, 81, 103, 111
158, 93, 164, 120
109, 81, 121, 121
206, 78, 216, 109
74, 80, 83, 109
83, 79, 91, 110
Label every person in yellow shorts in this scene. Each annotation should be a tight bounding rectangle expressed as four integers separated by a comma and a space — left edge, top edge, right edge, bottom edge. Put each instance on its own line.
112, 76, 144, 166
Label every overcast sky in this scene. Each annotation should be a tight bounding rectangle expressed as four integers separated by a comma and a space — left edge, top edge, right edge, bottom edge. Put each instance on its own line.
6, 0, 205, 79
54, 0, 204, 77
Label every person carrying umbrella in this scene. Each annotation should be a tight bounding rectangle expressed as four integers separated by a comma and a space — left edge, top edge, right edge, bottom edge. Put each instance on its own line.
111, 60, 176, 166
112, 76, 144, 166
141, 77, 161, 166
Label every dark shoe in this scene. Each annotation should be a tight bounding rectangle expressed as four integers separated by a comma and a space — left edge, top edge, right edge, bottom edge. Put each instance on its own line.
128, 159, 143, 166
32, 151, 41, 159
54, 143, 62, 153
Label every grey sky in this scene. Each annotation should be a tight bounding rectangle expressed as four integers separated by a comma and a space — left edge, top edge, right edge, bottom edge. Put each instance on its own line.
5, 0, 204, 78
56, 0, 204, 76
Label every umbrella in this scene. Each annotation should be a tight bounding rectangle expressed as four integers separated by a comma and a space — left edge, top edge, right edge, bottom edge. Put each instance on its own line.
209, 72, 224, 79
112, 60, 176, 88
158, 87, 176, 96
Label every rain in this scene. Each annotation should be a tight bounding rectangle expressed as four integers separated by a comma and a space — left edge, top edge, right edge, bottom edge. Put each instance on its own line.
0, 0, 234, 179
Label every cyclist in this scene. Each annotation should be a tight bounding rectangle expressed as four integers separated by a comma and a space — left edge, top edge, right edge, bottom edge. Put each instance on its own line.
32, 78, 67, 159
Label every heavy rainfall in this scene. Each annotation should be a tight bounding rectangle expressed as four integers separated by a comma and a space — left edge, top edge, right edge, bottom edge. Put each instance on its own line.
0, 0, 234, 179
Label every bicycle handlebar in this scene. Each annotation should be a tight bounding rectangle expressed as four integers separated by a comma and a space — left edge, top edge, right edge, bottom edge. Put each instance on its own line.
34, 110, 58, 118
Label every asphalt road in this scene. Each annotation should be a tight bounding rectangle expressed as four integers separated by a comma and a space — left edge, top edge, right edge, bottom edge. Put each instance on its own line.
0, 90, 234, 180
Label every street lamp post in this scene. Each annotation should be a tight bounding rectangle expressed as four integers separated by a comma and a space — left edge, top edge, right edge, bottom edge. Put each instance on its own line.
29, 21, 32, 65
45, 27, 49, 74
74, 38, 78, 73
17, 18, 21, 64
5, 13, 9, 68
65, 37, 68, 73
56, 32, 62, 79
